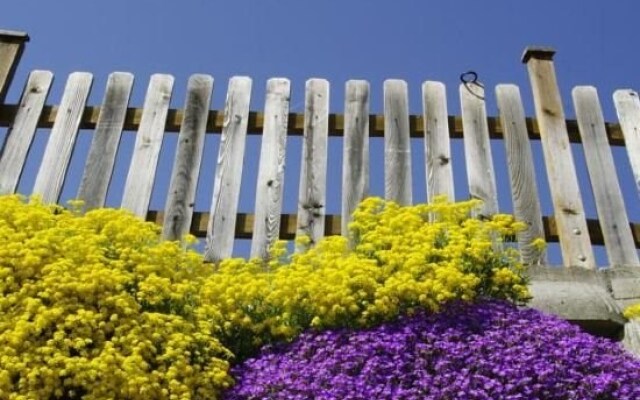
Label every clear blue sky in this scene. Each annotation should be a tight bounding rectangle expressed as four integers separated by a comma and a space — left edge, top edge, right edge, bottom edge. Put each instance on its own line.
2, 0, 639, 264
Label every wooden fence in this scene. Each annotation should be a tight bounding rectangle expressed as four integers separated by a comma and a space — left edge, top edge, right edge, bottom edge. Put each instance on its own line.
0, 32, 639, 269
3, 30, 640, 343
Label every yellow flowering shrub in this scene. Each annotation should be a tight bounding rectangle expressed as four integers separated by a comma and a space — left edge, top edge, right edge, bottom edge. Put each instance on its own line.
200, 196, 530, 359
0, 195, 232, 400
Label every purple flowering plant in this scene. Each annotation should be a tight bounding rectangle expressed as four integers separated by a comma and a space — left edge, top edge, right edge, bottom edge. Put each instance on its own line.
225, 301, 640, 400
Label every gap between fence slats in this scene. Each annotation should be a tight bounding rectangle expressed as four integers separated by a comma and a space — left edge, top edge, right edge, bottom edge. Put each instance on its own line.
460, 82, 498, 218
524, 50, 594, 268
342, 80, 370, 237
423, 81, 454, 202
251, 78, 290, 259
162, 74, 214, 241
573, 86, 639, 266
77, 72, 133, 210
0, 70, 53, 194
205, 77, 252, 262
296, 79, 329, 252
33, 72, 93, 203
496, 84, 547, 265
121, 74, 174, 217
613, 90, 640, 196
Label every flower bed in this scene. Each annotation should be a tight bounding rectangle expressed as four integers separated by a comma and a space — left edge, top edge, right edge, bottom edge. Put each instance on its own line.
226, 300, 640, 399
0, 194, 636, 399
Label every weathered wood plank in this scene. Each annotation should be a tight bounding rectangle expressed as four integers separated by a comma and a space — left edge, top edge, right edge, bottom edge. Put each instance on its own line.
460, 82, 498, 217
162, 74, 214, 241
384, 79, 412, 205
523, 47, 594, 269
296, 78, 329, 251
496, 84, 547, 265
573, 86, 639, 266
251, 78, 290, 259
0, 30, 29, 102
423, 81, 454, 202
205, 77, 252, 262
342, 80, 370, 236
613, 90, 640, 196
33, 72, 93, 203
121, 74, 174, 217
77, 72, 133, 209
0, 70, 53, 194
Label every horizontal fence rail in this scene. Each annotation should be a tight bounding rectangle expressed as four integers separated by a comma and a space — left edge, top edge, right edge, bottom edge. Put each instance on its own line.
0, 42, 639, 270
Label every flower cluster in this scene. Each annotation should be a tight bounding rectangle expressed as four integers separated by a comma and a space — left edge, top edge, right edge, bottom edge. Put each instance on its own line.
624, 303, 640, 320
0, 195, 232, 400
200, 197, 530, 358
226, 300, 640, 400
0, 194, 535, 398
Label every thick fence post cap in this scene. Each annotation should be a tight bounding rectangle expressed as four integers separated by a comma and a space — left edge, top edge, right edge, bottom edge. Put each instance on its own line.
522, 46, 556, 63
0, 29, 29, 43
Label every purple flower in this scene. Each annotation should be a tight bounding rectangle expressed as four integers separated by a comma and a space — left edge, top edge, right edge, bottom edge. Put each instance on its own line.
225, 301, 640, 399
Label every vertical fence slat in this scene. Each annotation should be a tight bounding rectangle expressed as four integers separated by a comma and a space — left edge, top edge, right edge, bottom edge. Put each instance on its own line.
77, 72, 133, 209
423, 81, 454, 202
523, 48, 594, 268
296, 78, 329, 251
205, 77, 252, 262
384, 79, 412, 205
460, 82, 498, 217
251, 78, 290, 259
121, 74, 174, 217
613, 89, 640, 197
496, 84, 547, 265
33, 72, 93, 203
162, 74, 214, 241
573, 86, 639, 266
0, 70, 53, 194
0, 30, 29, 102
342, 80, 370, 236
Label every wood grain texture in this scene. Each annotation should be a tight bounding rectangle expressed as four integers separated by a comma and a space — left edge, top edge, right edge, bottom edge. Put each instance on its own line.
162, 74, 214, 241
205, 76, 252, 262
0, 70, 53, 194
77, 72, 133, 209
525, 56, 594, 268
296, 78, 329, 251
342, 80, 370, 236
121, 74, 174, 217
613, 90, 640, 196
573, 86, 639, 266
423, 81, 454, 202
251, 78, 290, 259
33, 72, 93, 203
384, 79, 412, 205
460, 82, 498, 217
496, 84, 547, 265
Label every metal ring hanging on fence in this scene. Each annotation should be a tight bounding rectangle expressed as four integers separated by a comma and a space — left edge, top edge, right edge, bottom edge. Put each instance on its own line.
460, 70, 485, 100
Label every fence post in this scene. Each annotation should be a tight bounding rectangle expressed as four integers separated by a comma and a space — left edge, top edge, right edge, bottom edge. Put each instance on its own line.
0, 30, 29, 103
522, 47, 595, 269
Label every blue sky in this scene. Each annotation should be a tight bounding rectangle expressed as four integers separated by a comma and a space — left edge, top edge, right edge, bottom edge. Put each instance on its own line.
2, 0, 639, 264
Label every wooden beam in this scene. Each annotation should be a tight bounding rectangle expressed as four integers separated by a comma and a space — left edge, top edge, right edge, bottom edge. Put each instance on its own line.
144, 210, 640, 249
0, 103, 627, 145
